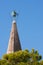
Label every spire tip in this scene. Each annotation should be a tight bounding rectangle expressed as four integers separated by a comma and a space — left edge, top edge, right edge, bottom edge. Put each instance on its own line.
12, 20, 16, 23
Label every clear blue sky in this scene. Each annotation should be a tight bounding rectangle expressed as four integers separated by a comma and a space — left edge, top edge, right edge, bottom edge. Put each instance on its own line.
0, 0, 43, 58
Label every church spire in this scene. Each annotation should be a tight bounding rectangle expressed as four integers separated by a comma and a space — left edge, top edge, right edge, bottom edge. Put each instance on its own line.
7, 11, 21, 54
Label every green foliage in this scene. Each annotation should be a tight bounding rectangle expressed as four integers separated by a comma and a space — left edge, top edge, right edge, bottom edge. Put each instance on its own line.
0, 59, 10, 65
40, 60, 43, 65
30, 49, 42, 62
3, 50, 30, 63
0, 49, 43, 65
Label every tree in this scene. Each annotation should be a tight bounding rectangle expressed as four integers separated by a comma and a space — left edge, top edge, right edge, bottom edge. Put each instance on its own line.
0, 49, 42, 65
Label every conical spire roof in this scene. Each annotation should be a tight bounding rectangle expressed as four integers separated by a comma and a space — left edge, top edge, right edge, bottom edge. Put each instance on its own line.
7, 20, 21, 54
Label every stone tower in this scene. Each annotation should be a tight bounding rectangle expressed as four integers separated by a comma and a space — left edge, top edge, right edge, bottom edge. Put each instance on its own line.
7, 20, 21, 54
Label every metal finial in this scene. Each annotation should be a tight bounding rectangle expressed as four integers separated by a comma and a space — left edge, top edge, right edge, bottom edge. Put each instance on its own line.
11, 11, 18, 18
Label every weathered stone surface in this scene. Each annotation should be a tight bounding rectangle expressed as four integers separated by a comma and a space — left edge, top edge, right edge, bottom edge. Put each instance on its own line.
7, 21, 21, 54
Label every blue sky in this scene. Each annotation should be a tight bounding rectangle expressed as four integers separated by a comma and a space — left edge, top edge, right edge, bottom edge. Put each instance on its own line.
0, 0, 43, 58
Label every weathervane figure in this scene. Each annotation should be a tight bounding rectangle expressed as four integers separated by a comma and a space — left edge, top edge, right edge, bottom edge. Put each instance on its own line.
11, 11, 18, 20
